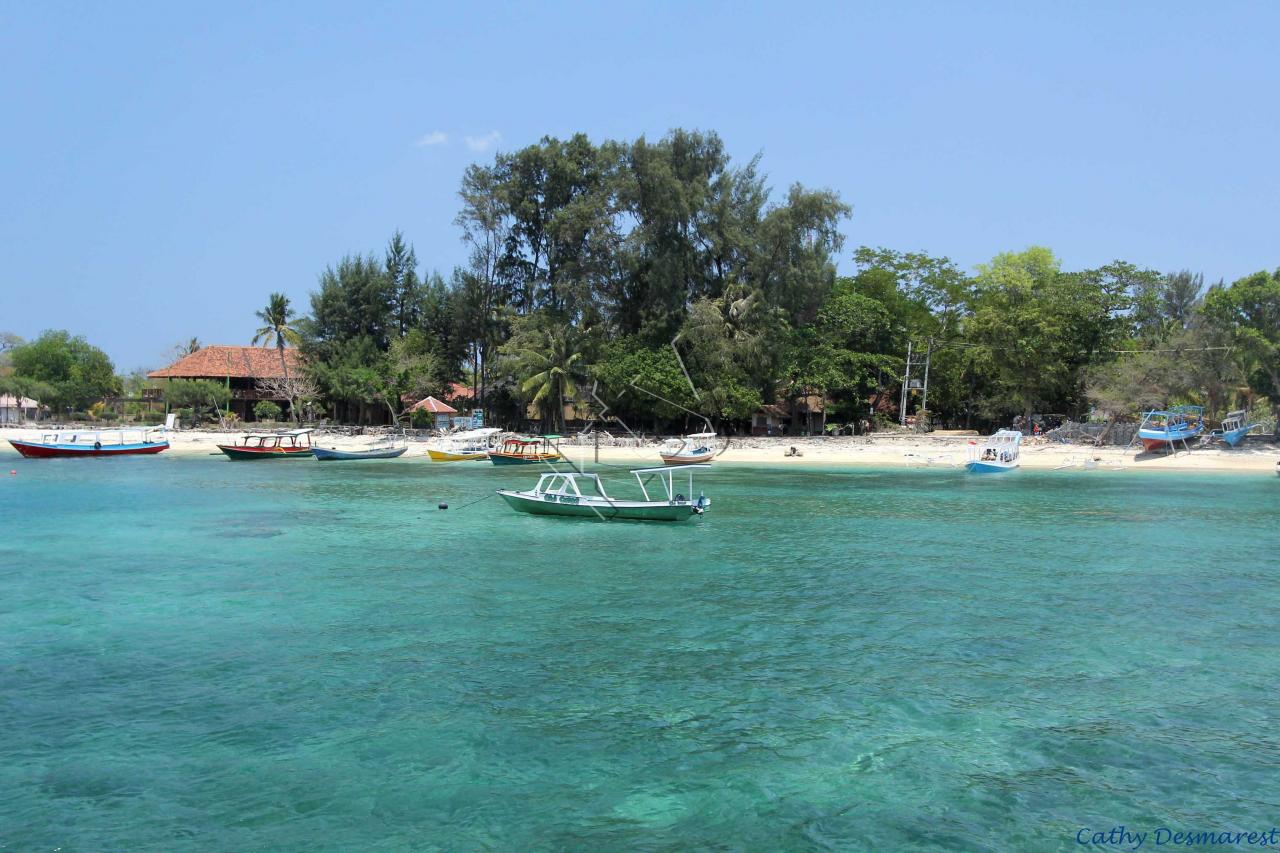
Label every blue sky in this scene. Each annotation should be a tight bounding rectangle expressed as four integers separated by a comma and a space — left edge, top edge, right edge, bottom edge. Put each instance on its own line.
2, 2, 1277, 370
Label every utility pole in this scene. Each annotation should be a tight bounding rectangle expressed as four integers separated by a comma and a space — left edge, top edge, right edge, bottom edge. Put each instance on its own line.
920, 338, 933, 430
899, 341, 913, 426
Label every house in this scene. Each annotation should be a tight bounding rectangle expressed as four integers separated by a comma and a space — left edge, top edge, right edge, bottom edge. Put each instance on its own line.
751, 390, 826, 436
408, 395, 458, 429
0, 394, 41, 424
148, 346, 304, 421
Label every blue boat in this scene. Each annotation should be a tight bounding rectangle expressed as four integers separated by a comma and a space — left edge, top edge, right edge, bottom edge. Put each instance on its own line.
964, 429, 1022, 473
1213, 410, 1258, 447
1137, 406, 1204, 452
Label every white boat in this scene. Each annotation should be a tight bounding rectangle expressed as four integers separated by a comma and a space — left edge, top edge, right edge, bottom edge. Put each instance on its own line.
965, 430, 1022, 474
497, 465, 711, 521
659, 432, 718, 465
426, 427, 501, 462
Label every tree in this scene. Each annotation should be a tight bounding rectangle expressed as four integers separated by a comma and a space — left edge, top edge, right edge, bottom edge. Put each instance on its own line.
252, 293, 303, 423
1203, 268, 1280, 426
9, 330, 120, 415
164, 379, 231, 425
502, 318, 589, 432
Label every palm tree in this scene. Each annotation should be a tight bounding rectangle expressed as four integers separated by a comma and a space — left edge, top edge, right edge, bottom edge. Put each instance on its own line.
251, 293, 302, 423
514, 327, 586, 433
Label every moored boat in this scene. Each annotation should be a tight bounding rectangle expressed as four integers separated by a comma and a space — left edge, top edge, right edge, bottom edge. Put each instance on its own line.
497, 465, 711, 521
659, 432, 718, 465
964, 429, 1021, 474
8, 427, 169, 458
489, 435, 562, 465
312, 444, 407, 460
425, 427, 501, 462
217, 428, 315, 460
1137, 406, 1204, 452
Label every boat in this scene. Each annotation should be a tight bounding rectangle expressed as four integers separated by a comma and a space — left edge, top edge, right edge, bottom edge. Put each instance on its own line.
1137, 406, 1204, 452
216, 428, 315, 460
312, 442, 407, 461
659, 432, 718, 465
489, 435, 562, 465
964, 429, 1022, 473
497, 465, 711, 521
425, 427, 501, 462
1213, 410, 1258, 447
8, 427, 169, 458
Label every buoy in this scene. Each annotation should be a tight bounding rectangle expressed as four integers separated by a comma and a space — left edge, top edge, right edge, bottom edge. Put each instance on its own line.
438, 502, 448, 510
9, 470, 15, 476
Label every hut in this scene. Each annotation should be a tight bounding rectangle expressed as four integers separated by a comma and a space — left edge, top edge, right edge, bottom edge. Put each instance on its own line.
148, 346, 304, 422
409, 395, 458, 429
0, 394, 41, 424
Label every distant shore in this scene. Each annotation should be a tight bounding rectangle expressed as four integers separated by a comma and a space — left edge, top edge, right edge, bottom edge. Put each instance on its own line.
4, 427, 1276, 474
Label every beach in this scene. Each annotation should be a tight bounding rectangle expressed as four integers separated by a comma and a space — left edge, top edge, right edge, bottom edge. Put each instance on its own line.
5, 426, 1275, 474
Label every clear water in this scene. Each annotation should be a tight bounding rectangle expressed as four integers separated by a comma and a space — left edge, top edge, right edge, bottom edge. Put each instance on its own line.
2, 455, 1278, 850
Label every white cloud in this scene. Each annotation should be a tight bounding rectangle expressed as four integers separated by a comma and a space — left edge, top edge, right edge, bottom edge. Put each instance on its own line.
464, 131, 501, 152
415, 131, 448, 147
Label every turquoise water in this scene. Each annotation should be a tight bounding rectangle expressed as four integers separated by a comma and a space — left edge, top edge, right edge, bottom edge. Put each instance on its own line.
2, 454, 1278, 850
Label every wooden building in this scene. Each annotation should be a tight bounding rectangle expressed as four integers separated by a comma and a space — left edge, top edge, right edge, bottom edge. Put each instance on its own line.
148, 346, 303, 422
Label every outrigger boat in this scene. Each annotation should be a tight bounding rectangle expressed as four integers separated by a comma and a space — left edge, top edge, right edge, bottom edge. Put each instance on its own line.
217, 428, 314, 460
489, 435, 562, 466
312, 435, 407, 460
8, 427, 169, 458
1212, 410, 1259, 448
498, 465, 711, 521
659, 432, 718, 465
1137, 406, 1204, 453
964, 429, 1022, 474
425, 427, 501, 462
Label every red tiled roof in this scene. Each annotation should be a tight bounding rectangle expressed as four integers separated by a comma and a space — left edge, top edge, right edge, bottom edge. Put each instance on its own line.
409, 395, 457, 414
148, 346, 304, 380
447, 382, 474, 400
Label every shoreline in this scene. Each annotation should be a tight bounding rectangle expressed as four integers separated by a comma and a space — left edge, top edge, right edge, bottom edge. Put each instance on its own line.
3, 427, 1277, 475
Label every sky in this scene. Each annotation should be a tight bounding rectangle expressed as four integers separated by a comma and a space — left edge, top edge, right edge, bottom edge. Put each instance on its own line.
2, 1, 1278, 371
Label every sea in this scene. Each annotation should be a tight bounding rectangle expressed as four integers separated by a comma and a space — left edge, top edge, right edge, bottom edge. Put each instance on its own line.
2, 454, 1278, 850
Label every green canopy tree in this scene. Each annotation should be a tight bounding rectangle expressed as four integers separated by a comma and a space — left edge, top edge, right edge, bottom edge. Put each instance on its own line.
9, 330, 120, 415
252, 292, 302, 422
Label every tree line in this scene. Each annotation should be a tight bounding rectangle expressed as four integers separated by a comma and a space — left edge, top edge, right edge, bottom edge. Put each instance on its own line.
3, 128, 1278, 434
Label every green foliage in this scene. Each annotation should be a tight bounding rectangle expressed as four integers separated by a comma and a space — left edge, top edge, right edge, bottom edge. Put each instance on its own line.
253, 400, 283, 421
1203, 268, 1280, 410
164, 379, 231, 423
9, 330, 120, 413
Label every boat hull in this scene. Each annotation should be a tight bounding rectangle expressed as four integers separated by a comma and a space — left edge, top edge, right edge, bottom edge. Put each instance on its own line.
489, 452, 561, 465
9, 439, 169, 458
1139, 427, 1202, 452
217, 445, 314, 460
426, 448, 488, 462
964, 460, 1017, 474
660, 451, 715, 465
1219, 426, 1256, 447
312, 446, 407, 460
497, 490, 697, 521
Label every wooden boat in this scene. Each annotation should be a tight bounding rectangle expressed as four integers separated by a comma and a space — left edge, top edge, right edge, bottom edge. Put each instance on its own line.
659, 432, 717, 465
489, 435, 562, 465
312, 445, 407, 460
1137, 406, 1204, 452
8, 427, 169, 458
497, 465, 711, 521
426, 428, 500, 462
964, 429, 1022, 473
1213, 410, 1258, 447
217, 429, 314, 460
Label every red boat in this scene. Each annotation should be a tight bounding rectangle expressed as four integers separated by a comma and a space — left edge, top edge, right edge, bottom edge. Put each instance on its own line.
8, 428, 170, 458
217, 429, 314, 460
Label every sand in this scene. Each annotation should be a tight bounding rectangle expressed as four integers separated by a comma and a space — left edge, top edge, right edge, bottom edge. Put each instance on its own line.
7, 426, 1272, 475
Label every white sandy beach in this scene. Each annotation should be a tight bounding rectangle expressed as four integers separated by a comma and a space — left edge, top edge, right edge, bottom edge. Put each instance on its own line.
6, 427, 1274, 475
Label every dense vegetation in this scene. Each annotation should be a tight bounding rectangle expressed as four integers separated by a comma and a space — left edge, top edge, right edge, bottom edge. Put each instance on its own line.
291, 129, 1279, 434
3, 129, 1278, 434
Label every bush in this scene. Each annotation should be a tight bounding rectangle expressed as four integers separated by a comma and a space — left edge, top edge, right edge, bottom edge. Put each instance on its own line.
253, 400, 283, 421
97, 411, 119, 422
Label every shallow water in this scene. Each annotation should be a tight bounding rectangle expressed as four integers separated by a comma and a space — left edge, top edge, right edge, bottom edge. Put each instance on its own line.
1, 455, 1278, 850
